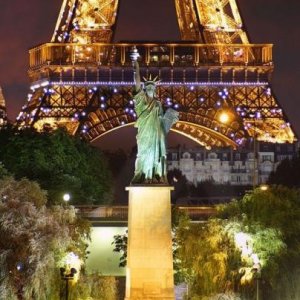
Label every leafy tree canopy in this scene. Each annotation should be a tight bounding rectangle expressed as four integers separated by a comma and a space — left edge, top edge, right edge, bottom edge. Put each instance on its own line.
0, 126, 112, 205
0, 176, 90, 300
268, 156, 300, 188
175, 186, 300, 299
0, 162, 9, 178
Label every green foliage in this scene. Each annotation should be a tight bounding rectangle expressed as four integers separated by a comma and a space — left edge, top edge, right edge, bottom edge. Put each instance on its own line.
0, 176, 47, 208
167, 169, 191, 200
218, 186, 300, 245
268, 156, 300, 188
0, 126, 112, 205
70, 273, 118, 300
174, 186, 298, 299
225, 221, 285, 287
175, 218, 242, 298
112, 231, 128, 267
190, 180, 251, 199
217, 186, 300, 299
0, 162, 9, 178
0, 176, 90, 300
104, 149, 127, 178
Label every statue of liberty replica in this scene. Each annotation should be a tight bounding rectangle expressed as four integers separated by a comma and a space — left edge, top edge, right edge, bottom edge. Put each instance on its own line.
125, 48, 177, 300
130, 48, 179, 184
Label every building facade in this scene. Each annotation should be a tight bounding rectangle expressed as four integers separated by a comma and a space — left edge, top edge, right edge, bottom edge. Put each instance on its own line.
168, 142, 298, 186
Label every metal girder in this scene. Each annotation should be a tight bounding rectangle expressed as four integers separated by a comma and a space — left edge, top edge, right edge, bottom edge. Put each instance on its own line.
175, 0, 249, 44
17, 1, 296, 147
52, 0, 119, 43
17, 84, 295, 148
174, 0, 202, 41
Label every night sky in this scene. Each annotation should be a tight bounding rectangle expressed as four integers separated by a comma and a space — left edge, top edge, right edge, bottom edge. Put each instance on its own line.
0, 0, 299, 144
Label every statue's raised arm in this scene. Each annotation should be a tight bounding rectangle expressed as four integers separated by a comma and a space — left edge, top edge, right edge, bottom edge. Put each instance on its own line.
130, 47, 141, 91
130, 47, 179, 185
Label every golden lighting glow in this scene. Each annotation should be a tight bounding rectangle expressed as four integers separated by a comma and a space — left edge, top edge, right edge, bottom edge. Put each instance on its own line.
219, 111, 230, 124
63, 193, 71, 201
234, 231, 262, 285
24, 0, 295, 146
260, 184, 268, 191
61, 252, 82, 283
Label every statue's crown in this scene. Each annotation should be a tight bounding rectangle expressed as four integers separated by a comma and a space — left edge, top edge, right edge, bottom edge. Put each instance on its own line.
143, 74, 160, 86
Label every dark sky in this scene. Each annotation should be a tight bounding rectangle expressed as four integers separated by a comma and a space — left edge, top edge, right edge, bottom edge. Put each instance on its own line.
0, 0, 299, 141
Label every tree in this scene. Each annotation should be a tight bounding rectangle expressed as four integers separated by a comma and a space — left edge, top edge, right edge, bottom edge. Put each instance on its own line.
175, 217, 243, 299
167, 168, 190, 202
0, 163, 9, 178
103, 149, 130, 204
268, 157, 300, 188
0, 127, 112, 205
216, 186, 300, 299
70, 273, 118, 300
0, 176, 90, 300
173, 186, 298, 299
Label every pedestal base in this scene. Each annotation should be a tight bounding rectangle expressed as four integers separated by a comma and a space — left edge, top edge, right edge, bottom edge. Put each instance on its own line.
125, 186, 175, 300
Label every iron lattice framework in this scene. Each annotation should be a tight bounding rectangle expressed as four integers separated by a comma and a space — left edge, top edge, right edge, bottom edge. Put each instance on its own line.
17, 0, 295, 148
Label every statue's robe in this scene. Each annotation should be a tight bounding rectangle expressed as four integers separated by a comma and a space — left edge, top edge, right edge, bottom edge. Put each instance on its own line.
132, 89, 178, 184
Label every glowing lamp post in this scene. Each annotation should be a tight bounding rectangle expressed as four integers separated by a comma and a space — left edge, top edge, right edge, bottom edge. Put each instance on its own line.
63, 193, 71, 202
251, 262, 261, 300
60, 267, 77, 300
260, 184, 268, 191
60, 252, 81, 300
234, 232, 261, 300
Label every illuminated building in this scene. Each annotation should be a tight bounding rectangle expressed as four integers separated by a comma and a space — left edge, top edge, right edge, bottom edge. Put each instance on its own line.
16, 0, 295, 148
168, 142, 298, 185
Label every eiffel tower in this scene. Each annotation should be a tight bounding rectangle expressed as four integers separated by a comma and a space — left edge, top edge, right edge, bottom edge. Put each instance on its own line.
17, 0, 295, 149
0, 86, 7, 127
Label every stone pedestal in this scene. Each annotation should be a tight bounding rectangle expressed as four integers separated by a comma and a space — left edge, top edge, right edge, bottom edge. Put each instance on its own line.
125, 186, 175, 300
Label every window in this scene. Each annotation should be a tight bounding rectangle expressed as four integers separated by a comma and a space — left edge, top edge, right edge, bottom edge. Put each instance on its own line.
208, 153, 217, 159
183, 152, 191, 159
262, 155, 272, 162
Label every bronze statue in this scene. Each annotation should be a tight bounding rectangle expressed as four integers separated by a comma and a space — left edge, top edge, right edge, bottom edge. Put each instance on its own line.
130, 48, 178, 184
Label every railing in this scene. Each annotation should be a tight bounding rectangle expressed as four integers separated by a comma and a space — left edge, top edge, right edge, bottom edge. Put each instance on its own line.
29, 42, 273, 70
76, 205, 128, 220
75, 205, 216, 221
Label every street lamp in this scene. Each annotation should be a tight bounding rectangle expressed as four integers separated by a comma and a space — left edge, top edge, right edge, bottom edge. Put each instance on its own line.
234, 231, 262, 299
60, 267, 77, 300
251, 263, 261, 300
259, 184, 268, 191
63, 193, 71, 202
59, 252, 81, 300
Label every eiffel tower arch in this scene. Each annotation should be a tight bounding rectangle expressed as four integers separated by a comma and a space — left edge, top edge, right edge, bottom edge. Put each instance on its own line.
17, 0, 295, 149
